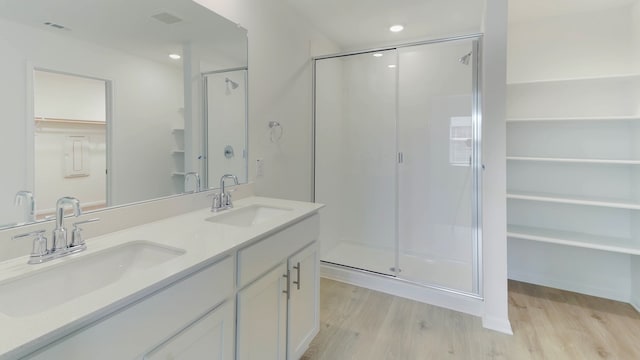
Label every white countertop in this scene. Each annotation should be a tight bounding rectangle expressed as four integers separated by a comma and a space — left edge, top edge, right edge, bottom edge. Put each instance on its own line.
0, 196, 323, 359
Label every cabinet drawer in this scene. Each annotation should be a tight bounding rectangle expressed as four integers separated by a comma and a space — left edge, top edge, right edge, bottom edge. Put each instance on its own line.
237, 214, 318, 288
25, 255, 234, 360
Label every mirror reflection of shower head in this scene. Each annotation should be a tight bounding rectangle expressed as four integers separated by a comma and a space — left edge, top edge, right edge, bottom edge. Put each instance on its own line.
225, 77, 239, 89
458, 52, 472, 66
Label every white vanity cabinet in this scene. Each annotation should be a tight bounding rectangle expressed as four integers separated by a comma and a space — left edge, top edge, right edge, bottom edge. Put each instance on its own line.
236, 263, 289, 360
23, 256, 235, 360
236, 215, 320, 360
287, 242, 319, 360
13, 204, 321, 360
144, 300, 235, 360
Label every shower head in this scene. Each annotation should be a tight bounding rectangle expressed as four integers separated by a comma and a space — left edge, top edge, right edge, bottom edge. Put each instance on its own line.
225, 78, 239, 89
458, 52, 472, 66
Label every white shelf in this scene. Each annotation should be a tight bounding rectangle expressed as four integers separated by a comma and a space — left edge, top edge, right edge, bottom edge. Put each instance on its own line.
507, 73, 640, 86
171, 128, 184, 133
172, 172, 186, 176
507, 225, 640, 255
171, 150, 185, 154
507, 157, 640, 165
507, 191, 640, 210
507, 116, 640, 123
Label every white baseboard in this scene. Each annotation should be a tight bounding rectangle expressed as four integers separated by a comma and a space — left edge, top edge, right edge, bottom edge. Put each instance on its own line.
482, 315, 513, 335
509, 271, 629, 303
321, 262, 484, 317
631, 296, 640, 313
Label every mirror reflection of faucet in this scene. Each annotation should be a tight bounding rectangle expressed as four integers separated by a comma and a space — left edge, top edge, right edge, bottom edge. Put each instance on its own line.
12, 197, 100, 264
14, 190, 36, 223
184, 172, 201, 193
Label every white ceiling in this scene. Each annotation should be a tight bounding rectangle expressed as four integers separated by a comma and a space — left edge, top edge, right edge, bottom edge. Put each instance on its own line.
0, 0, 247, 68
284, 0, 485, 50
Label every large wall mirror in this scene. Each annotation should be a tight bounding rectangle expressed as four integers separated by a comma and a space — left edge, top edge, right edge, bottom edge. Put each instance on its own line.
0, 0, 248, 229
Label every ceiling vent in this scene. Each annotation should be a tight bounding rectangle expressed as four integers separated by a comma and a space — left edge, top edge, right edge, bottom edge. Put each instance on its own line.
151, 12, 183, 25
43, 22, 69, 30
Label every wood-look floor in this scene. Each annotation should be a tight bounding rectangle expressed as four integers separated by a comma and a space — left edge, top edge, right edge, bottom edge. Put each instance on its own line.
302, 279, 640, 359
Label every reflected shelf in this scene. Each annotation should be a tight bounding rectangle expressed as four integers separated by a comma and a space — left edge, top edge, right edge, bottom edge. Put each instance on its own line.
506, 73, 640, 86
507, 225, 640, 255
506, 115, 640, 122
507, 157, 640, 165
507, 191, 640, 210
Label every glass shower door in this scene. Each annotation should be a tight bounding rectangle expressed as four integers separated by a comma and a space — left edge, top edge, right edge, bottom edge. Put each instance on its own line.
396, 39, 479, 294
315, 49, 399, 276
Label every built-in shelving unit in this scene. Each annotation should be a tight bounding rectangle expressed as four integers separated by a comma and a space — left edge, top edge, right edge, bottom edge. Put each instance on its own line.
506, 71, 640, 301
171, 127, 185, 193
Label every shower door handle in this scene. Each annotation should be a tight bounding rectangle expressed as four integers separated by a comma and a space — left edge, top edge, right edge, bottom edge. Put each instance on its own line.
293, 262, 301, 290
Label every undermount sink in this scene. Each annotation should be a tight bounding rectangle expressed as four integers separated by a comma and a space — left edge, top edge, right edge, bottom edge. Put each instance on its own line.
0, 241, 185, 317
206, 204, 292, 227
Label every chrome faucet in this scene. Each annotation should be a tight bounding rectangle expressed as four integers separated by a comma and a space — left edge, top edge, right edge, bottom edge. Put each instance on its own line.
211, 174, 238, 212
14, 190, 36, 223
184, 172, 201, 193
52, 197, 82, 252
12, 197, 99, 264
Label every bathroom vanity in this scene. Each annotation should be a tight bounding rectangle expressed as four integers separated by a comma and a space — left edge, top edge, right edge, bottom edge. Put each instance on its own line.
0, 197, 322, 360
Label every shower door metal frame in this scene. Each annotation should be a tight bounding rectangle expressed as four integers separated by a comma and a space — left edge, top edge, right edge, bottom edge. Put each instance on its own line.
312, 34, 484, 299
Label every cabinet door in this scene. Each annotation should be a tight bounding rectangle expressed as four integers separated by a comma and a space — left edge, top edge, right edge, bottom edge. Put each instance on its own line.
143, 300, 234, 360
237, 263, 288, 360
287, 242, 319, 360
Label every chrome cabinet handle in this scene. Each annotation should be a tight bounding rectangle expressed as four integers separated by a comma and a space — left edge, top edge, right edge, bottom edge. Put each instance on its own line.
293, 262, 301, 290
282, 270, 290, 300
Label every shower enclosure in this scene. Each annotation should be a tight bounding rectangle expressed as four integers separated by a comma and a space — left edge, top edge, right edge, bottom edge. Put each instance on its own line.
314, 36, 482, 295
202, 68, 248, 188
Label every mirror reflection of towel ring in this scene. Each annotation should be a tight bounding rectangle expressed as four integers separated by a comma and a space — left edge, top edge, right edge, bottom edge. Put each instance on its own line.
268, 121, 283, 142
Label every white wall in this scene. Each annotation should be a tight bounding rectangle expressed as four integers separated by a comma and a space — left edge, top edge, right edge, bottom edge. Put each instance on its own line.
507, 5, 638, 82
0, 21, 30, 227
0, 18, 182, 219
312, 58, 346, 258
34, 71, 106, 122
480, 0, 511, 334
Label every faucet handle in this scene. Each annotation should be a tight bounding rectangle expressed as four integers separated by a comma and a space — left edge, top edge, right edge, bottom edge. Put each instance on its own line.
71, 218, 100, 248
13, 229, 48, 258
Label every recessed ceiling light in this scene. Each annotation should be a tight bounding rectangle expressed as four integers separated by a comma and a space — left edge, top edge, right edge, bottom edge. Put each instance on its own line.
168, 53, 181, 60
388, 64, 397, 68
389, 25, 404, 33
373, 53, 383, 57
